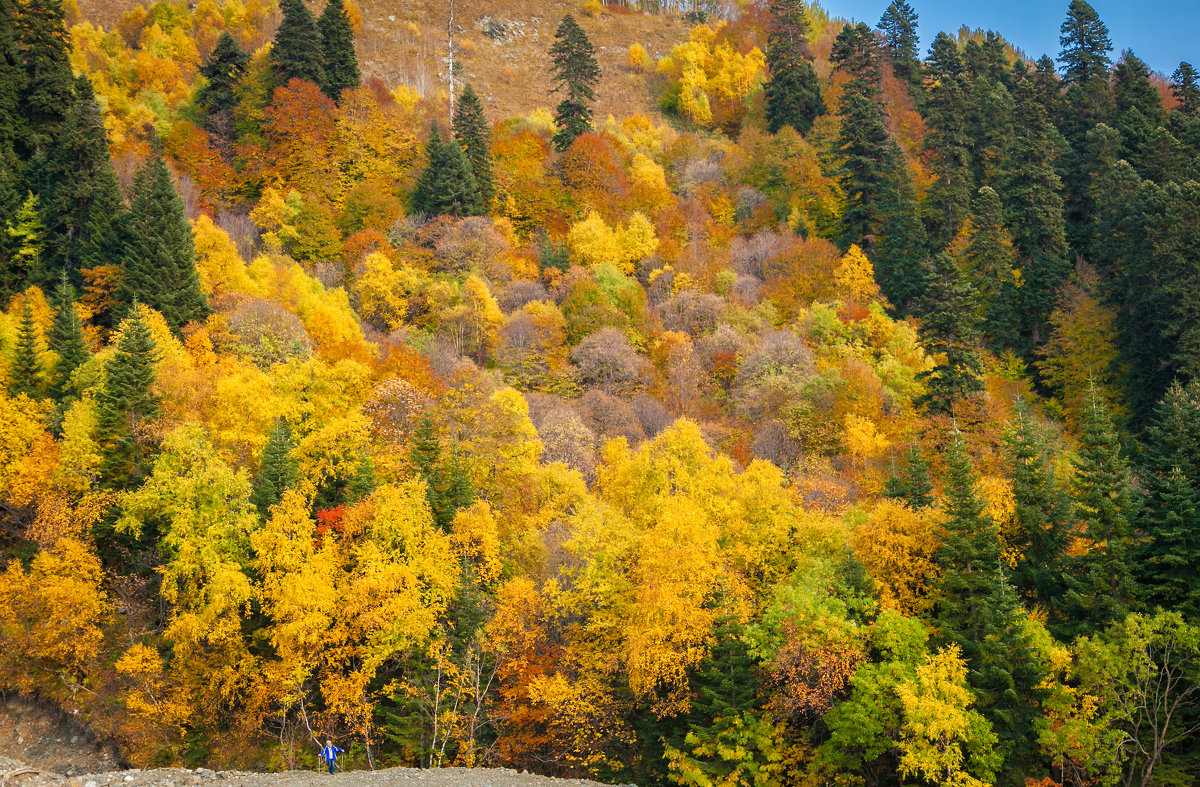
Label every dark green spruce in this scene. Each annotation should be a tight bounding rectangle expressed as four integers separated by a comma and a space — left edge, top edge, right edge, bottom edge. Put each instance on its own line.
252, 419, 300, 516
94, 310, 161, 490
549, 14, 600, 152
271, 0, 325, 88
763, 0, 823, 134
317, 0, 359, 100
452, 83, 494, 214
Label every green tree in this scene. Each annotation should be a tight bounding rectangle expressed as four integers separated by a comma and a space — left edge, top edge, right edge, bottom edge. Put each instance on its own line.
878, 0, 921, 96
872, 157, 929, 314
412, 125, 480, 218
883, 442, 934, 509
925, 30, 962, 82
409, 415, 475, 531
915, 252, 984, 414
317, 0, 358, 100
1058, 0, 1112, 87
119, 147, 209, 331
251, 418, 299, 516
1171, 61, 1200, 115
452, 83, 494, 213
962, 186, 1021, 353
5, 192, 45, 288
7, 301, 44, 399
46, 275, 90, 403
1059, 388, 1137, 637
38, 76, 123, 285
549, 14, 600, 152
13, 0, 73, 158
270, 0, 325, 88
923, 72, 973, 250
763, 0, 823, 135
1003, 407, 1069, 611
197, 32, 250, 119
94, 310, 161, 490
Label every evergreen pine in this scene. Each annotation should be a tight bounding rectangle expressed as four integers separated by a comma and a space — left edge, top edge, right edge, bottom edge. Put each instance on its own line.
197, 32, 250, 118
411, 125, 480, 218
46, 274, 90, 402
317, 0, 359, 100
963, 186, 1021, 353
1113, 51, 1163, 122
452, 83, 494, 213
830, 22, 881, 93
13, 0, 74, 158
0, 0, 23, 195
271, 0, 325, 88
1171, 62, 1200, 115
763, 0, 823, 135
252, 419, 299, 515
925, 31, 962, 82
94, 310, 161, 490
1059, 387, 1137, 636
7, 301, 44, 399
1058, 0, 1112, 87
878, 0, 921, 96
915, 252, 985, 414
549, 14, 600, 152
1003, 407, 1069, 611
79, 166, 129, 273
872, 150, 929, 313
39, 76, 123, 285
835, 92, 891, 249
923, 72, 974, 250
119, 147, 209, 330
1001, 77, 1070, 349
5, 191, 45, 290
884, 442, 935, 508
408, 414, 474, 531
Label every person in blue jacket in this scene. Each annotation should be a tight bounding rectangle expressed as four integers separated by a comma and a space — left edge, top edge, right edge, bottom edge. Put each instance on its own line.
320, 740, 343, 774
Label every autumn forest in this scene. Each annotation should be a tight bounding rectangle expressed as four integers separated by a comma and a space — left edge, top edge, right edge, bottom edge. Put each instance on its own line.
1, 0, 1199, 784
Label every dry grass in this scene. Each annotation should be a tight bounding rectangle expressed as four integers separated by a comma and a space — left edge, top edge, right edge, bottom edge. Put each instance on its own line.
75, 0, 690, 122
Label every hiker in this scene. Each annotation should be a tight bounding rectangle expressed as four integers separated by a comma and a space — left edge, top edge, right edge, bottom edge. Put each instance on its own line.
320, 740, 344, 774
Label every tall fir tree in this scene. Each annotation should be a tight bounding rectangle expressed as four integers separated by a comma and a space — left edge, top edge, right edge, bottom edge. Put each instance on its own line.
452, 83, 494, 213
962, 186, 1021, 353
317, 0, 359, 100
1171, 62, 1200, 116
7, 301, 44, 399
915, 252, 985, 414
411, 125, 481, 218
38, 76, 124, 286
1135, 381, 1200, 619
763, 0, 823, 134
270, 0, 325, 88
883, 442, 935, 508
4, 191, 45, 291
1059, 387, 1137, 636
1003, 407, 1069, 611
1058, 0, 1112, 87
923, 72, 974, 250
1001, 75, 1070, 350
878, 0, 921, 96
46, 274, 90, 403
251, 419, 299, 516
197, 31, 250, 125
12, 0, 74, 159
872, 149, 929, 313
925, 31, 962, 82
0, 0, 23, 214
119, 147, 209, 330
94, 310, 161, 490
408, 414, 475, 531
549, 14, 600, 152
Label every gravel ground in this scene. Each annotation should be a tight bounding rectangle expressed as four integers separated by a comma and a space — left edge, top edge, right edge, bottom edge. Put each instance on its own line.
0, 757, 631, 787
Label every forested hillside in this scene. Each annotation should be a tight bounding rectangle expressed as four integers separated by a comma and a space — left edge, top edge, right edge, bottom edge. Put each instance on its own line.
1, 0, 1200, 784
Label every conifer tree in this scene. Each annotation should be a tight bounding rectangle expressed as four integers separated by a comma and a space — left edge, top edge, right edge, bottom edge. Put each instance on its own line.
925, 31, 962, 82
884, 442, 935, 508
271, 0, 325, 88
830, 22, 881, 94
931, 432, 1003, 659
13, 0, 74, 157
452, 83, 494, 212
1058, 0, 1112, 87
0, 0, 23, 193
252, 419, 299, 516
317, 0, 359, 100
915, 252, 984, 414
7, 301, 44, 399
1001, 77, 1069, 349
79, 166, 129, 274
549, 14, 600, 152
94, 310, 160, 489
923, 72, 973, 250
408, 415, 475, 531
119, 147, 209, 330
872, 153, 929, 313
1171, 62, 1200, 115
39, 76, 123, 284
878, 0, 921, 95
411, 125, 480, 218
1113, 51, 1163, 122
763, 0, 823, 134
197, 32, 250, 119
46, 275, 90, 402
1003, 407, 1069, 611
1059, 388, 1137, 636
5, 192, 45, 290
963, 186, 1021, 352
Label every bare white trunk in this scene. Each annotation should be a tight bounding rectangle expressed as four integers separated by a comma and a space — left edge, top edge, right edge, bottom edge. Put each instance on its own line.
447, 0, 456, 123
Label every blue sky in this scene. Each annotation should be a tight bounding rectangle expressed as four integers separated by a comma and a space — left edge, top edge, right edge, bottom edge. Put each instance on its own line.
822, 0, 1197, 76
